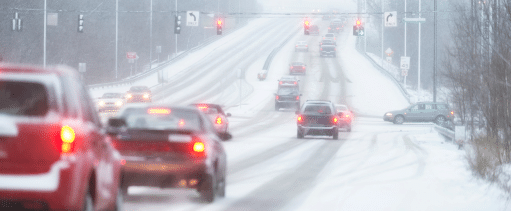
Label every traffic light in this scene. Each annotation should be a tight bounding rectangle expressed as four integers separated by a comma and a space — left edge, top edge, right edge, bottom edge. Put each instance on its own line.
78, 14, 84, 32
353, 19, 364, 36
304, 20, 310, 35
174, 15, 181, 34
217, 19, 223, 35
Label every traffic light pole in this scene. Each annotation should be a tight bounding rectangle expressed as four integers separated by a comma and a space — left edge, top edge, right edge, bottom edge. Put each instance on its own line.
149, 0, 153, 71
404, 0, 407, 87
43, 0, 47, 67
115, 0, 118, 79
381, 0, 384, 67
433, 0, 437, 102
418, 0, 422, 101
175, 0, 178, 58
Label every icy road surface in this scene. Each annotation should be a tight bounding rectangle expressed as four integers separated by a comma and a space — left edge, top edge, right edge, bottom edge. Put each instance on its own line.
94, 16, 509, 211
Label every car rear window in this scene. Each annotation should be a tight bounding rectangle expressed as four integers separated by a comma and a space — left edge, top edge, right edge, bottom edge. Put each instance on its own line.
325, 34, 334, 37
120, 107, 201, 131
278, 87, 299, 95
0, 81, 49, 116
304, 105, 332, 114
129, 86, 150, 92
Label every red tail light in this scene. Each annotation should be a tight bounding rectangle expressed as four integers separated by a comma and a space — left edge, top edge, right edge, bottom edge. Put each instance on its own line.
346, 114, 350, 118
216, 117, 222, 124
332, 117, 338, 123
60, 125, 75, 154
297, 115, 303, 122
190, 140, 205, 158
276, 95, 280, 100
328, 27, 331, 29
451, 111, 454, 115
294, 81, 297, 85
296, 96, 300, 100
306, 45, 308, 47
296, 45, 298, 47
279, 81, 283, 85
321, 48, 323, 50
290, 66, 294, 69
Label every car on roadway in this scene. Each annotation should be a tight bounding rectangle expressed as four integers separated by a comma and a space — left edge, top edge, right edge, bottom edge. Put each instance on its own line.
0, 64, 123, 211
126, 85, 152, 103
296, 100, 339, 139
384, 102, 454, 124
309, 25, 320, 35
335, 104, 353, 132
275, 86, 301, 111
289, 62, 307, 74
319, 39, 336, 46
278, 75, 300, 89
320, 45, 337, 57
107, 104, 230, 203
322, 33, 337, 41
192, 103, 231, 135
97, 92, 126, 112
295, 41, 309, 52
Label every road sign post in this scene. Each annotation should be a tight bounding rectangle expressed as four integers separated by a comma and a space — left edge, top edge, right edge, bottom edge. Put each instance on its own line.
401, 56, 410, 87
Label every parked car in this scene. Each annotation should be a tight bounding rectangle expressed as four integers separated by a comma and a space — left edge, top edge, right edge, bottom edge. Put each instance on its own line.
0, 64, 123, 211
126, 86, 152, 103
107, 104, 230, 203
97, 92, 126, 112
384, 102, 454, 124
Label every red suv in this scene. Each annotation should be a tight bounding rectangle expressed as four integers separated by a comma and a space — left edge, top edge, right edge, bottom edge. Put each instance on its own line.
0, 64, 123, 211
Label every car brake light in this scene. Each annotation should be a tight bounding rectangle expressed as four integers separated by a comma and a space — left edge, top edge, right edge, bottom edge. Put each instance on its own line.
333, 117, 338, 123
306, 45, 308, 47
279, 81, 283, 85
321, 48, 323, 50
216, 117, 222, 124
346, 114, 350, 118
126, 94, 132, 99
198, 105, 208, 110
297, 115, 303, 122
290, 66, 294, 69
294, 81, 297, 84
148, 108, 171, 114
276, 95, 280, 100
451, 111, 454, 115
296, 96, 300, 100
190, 140, 206, 158
143, 93, 150, 99
193, 142, 205, 152
61, 125, 75, 153
179, 119, 185, 126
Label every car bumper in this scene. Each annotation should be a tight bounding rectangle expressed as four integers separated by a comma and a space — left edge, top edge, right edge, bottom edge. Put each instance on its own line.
383, 115, 394, 122
295, 47, 308, 51
99, 106, 122, 112
290, 69, 306, 74
321, 51, 336, 55
0, 160, 85, 210
298, 125, 337, 135
127, 96, 151, 103
121, 160, 209, 189
276, 100, 300, 107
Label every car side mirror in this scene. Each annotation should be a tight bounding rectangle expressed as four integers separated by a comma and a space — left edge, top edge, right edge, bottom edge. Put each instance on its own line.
226, 113, 231, 117
218, 132, 232, 141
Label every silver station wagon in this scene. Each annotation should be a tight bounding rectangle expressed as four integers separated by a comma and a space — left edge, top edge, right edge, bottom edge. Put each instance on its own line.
384, 102, 454, 124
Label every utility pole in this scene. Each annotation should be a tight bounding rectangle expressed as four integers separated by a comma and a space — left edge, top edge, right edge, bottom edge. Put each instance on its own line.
404, 0, 407, 86
433, 0, 437, 102
418, 0, 422, 101
381, 0, 384, 67
149, 0, 153, 71
175, 0, 178, 57
115, 0, 118, 79
43, 0, 47, 67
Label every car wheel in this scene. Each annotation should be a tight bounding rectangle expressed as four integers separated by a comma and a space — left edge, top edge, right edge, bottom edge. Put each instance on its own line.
112, 187, 124, 211
217, 171, 226, 198
435, 115, 446, 124
297, 129, 304, 139
83, 190, 94, 211
332, 128, 339, 140
199, 174, 215, 203
393, 115, 405, 124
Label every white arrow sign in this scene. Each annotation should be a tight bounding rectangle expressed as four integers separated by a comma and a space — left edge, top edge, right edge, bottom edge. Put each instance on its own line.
384, 11, 397, 27
186, 11, 199, 26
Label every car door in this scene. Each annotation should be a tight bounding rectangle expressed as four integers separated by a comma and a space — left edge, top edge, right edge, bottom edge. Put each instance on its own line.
423, 103, 437, 122
406, 104, 424, 122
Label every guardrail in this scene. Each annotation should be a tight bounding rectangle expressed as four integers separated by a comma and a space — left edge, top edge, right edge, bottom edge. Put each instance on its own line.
88, 22, 248, 90
434, 124, 454, 141
258, 30, 298, 80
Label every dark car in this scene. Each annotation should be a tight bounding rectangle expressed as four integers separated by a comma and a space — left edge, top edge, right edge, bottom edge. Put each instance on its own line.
320, 45, 336, 57
289, 62, 307, 74
191, 103, 231, 135
126, 86, 152, 103
107, 104, 230, 203
97, 92, 126, 112
384, 102, 454, 124
0, 64, 123, 211
296, 100, 339, 139
309, 25, 320, 35
275, 86, 301, 111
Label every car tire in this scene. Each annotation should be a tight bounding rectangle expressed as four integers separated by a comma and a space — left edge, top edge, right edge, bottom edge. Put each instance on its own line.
297, 129, 304, 139
111, 187, 124, 211
332, 128, 339, 140
393, 115, 405, 124
435, 115, 446, 124
199, 174, 215, 203
83, 190, 94, 211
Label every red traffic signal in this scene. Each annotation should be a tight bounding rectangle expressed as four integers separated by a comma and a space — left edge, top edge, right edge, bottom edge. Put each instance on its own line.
304, 20, 310, 26
356, 20, 361, 26
217, 19, 222, 26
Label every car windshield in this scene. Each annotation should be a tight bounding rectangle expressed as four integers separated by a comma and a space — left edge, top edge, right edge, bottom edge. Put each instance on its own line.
102, 93, 124, 99
119, 107, 200, 131
277, 87, 299, 95
0, 81, 49, 116
303, 105, 332, 114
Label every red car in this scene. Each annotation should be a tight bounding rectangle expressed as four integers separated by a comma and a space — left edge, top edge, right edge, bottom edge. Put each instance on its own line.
289, 62, 306, 75
0, 64, 123, 211
192, 103, 231, 135
108, 104, 230, 202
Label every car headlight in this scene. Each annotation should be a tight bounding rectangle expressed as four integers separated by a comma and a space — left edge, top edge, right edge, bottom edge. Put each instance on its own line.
98, 101, 105, 106
115, 101, 123, 107
143, 93, 150, 99
126, 94, 132, 99
385, 113, 392, 116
